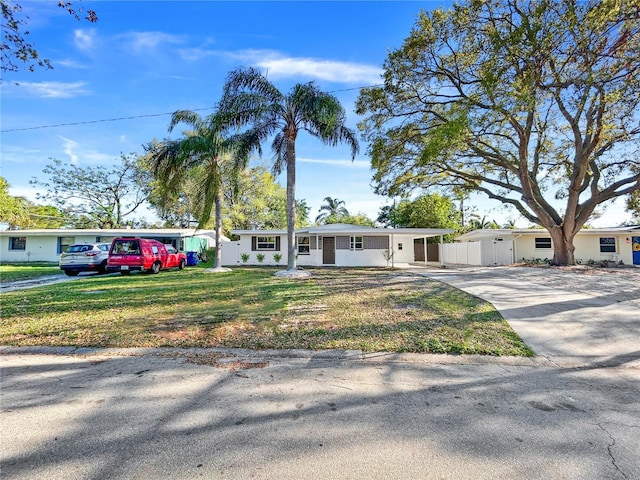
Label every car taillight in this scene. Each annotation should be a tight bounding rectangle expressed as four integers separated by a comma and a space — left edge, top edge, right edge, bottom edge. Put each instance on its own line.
86, 252, 99, 257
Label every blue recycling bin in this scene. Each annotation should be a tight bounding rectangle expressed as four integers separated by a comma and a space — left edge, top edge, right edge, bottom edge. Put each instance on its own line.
186, 251, 198, 266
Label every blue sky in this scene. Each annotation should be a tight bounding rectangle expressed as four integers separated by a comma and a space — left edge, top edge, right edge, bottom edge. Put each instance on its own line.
1, 0, 632, 227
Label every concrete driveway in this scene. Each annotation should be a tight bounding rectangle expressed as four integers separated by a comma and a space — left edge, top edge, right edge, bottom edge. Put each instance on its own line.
411, 265, 640, 367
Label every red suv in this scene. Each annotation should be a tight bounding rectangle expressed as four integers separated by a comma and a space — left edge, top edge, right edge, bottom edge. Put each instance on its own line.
107, 238, 187, 275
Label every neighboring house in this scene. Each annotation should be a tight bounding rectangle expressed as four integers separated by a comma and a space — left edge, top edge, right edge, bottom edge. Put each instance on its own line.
222, 223, 454, 267
0, 229, 221, 263
446, 226, 640, 266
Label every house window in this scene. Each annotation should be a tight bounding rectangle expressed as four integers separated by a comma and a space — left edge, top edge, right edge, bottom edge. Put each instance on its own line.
535, 237, 552, 249
297, 236, 310, 255
257, 236, 276, 250
350, 236, 363, 250
58, 236, 74, 254
599, 237, 616, 253
9, 237, 26, 251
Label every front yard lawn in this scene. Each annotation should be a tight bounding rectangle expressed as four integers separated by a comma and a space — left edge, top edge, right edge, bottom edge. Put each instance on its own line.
0, 267, 533, 356
0, 263, 61, 282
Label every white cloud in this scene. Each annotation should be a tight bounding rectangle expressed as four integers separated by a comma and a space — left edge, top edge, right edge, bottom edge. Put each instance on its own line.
60, 136, 80, 164
7, 185, 40, 203
122, 32, 186, 53
8, 81, 90, 99
297, 158, 371, 169
216, 49, 383, 84
256, 57, 382, 84
58, 136, 114, 166
56, 58, 89, 69
74, 29, 96, 52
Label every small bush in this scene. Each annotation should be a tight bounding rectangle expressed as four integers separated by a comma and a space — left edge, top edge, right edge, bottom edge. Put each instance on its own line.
240, 253, 250, 263
273, 253, 282, 264
256, 253, 265, 263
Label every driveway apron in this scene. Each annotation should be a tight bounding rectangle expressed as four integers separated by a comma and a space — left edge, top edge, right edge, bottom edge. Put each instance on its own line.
410, 265, 640, 366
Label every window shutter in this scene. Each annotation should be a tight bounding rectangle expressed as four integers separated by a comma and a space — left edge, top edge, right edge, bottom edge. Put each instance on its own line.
276, 237, 281, 251
251, 236, 257, 251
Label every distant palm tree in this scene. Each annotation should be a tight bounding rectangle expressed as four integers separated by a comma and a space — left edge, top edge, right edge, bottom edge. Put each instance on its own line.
315, 197, 349, 224
219, 67, 359, 272
146, 110, 249, 270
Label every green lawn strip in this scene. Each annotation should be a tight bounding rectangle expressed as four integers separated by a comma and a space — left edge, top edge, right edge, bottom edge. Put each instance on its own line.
0, 263, 61, 282
0, 267, 533, 356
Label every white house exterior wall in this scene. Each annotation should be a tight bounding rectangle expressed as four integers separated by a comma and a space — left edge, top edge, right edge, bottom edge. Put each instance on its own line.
515, 233, 632, 265
0, 230, 217, 264
0, 236, 59, 262
222, 233, 418, 267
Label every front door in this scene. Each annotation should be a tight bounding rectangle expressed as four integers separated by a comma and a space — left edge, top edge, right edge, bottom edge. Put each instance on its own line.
633, 236, 640, 265
323, 237, 335, 265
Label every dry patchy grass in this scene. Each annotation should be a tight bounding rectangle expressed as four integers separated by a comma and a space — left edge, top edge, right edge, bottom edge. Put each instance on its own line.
0, 267, 533, 356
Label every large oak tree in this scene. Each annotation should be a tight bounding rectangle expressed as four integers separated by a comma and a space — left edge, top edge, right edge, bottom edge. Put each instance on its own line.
356, 0, 640, 265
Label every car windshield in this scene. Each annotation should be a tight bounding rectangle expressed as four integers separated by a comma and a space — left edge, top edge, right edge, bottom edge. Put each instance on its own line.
166, 245, 177, 254
67, 245, 91, 253
98, 244, 110, 252
112, 240, 141, 255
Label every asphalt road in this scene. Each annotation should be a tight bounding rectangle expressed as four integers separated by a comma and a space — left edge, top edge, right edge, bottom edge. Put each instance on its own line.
1, 347, 638, 480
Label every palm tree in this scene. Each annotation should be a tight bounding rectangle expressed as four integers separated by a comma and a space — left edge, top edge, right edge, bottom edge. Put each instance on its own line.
146, 110, 249, 271
219, 66, 359, 272
315, 196, 349, 224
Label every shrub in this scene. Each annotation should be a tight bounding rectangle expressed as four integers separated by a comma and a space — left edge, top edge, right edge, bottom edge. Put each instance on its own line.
240, 253, 250, 263
256, 253, 265, 263
273, 253, 282, 264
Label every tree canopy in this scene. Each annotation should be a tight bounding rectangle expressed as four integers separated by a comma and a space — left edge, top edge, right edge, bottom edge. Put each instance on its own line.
379, 194, 462, 231
315, 197, 349, 224
0, 176, 66, 228
30, 155, 147, 228
1, 0, 97, 74
356, 0, 640, 265
219, 66, 359, 272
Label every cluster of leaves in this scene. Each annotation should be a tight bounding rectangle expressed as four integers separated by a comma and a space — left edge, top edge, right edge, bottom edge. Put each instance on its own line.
1, 0, 97, 74
29, 156, 147, 229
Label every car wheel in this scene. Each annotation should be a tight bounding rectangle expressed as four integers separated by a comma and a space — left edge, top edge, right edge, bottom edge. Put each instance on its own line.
178, 259, 186, 270
151, 262, 161, 274
64, 271, 79, 277
98, 261, 108, 274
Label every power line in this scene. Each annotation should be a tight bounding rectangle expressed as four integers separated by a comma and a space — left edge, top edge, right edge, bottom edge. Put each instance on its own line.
0, 84, 383, 133
1, 108, 215, 133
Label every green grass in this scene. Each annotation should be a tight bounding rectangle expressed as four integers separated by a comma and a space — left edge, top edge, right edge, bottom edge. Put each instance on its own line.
0, 267, 534, 356
0, 263, 61, 282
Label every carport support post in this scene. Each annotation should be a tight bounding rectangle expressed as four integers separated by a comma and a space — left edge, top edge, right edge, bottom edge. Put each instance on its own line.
439, 234, 444, 267
391, 232, 395, 268
423, 237, 427, 266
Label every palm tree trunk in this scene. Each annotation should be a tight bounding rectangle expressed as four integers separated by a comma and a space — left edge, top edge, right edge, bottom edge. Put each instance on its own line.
286, 144, 297, 271
214, 189, 223, 269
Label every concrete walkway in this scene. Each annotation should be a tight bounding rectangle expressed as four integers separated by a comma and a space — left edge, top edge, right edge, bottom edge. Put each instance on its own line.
410, 265, 640, 368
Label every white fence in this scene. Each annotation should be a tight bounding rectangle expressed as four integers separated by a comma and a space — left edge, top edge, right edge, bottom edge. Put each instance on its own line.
441, 240, 514, 266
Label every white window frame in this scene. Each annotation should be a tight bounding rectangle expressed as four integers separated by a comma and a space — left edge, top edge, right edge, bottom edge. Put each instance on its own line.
350, 236, 363, 250
297, 236, 310, 255
599, 237, 616, 253
534, 237, 552, 249
257, 236, 276, 251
